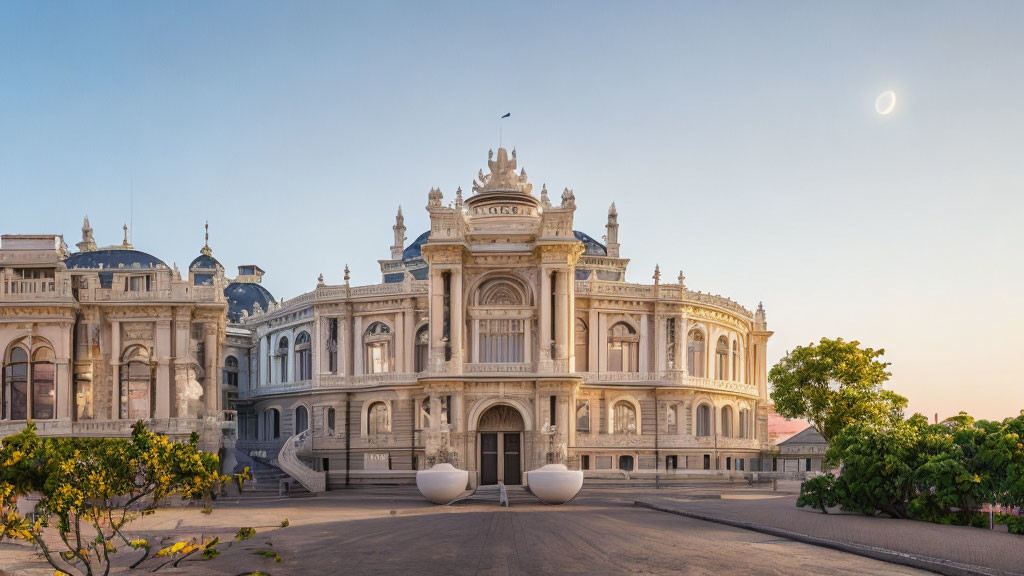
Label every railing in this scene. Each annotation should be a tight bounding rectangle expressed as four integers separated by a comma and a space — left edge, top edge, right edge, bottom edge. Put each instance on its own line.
574, 280, 752, 318
239, 379, 315, 399
577, 372, 759, 396
0, 417, 206, 438
277, 431, 326, 493
463, 362, 537, 374
0, 281, 74, 302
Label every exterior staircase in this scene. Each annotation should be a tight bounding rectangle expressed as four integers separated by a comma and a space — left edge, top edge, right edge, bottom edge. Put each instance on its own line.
232, 451, 313, 499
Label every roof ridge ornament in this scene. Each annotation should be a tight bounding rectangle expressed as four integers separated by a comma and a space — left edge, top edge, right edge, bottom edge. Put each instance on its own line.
472, 147, 532, 195
121, 223, 133, 249
201, 221, 212, 256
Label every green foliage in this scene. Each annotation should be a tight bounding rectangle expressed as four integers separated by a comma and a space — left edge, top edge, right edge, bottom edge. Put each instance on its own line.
255, 549, 283, 563
0, 421, 247, 575
797, 474, 839, 513
769, 337, 906, 442
279, 518, 289, 528
236, 527, 257, 541
1005, 515, 1024, 535
820, 412, 1024, 531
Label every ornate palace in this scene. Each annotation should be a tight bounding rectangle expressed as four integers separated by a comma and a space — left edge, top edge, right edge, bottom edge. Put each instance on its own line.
1, 147, 773, 489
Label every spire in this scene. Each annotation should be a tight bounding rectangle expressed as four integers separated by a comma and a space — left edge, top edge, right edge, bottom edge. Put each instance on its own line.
605, 202, 620, 258
391, 206, 407, 259
120, 223, 133, 249
201, 221, 212, 256
455, 186, 463, 208
76, 215, 97, 252
754, 301, 767, 331
653, 264, 661, 285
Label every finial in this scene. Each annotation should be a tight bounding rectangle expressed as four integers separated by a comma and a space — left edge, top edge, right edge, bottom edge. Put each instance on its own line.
678, 270, 685, 286
121, 223, 131, 248
318, 273, 325, 285
455, 186, 463, 206
609, 202, 617, 216
653, 264, 661, 284
512, 147, 516, 159
200, 221, 212, 256
344, 264, 350, 284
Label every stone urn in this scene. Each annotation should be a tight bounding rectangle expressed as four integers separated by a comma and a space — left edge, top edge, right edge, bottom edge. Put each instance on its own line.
416, 463, 469, 505
526, 464, 584, 505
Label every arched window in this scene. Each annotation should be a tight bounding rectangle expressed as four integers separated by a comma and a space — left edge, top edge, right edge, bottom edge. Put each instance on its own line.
721, 405, 734, 437
294, 405, 308, 434
739, 408, 750, 438
223, 355, 239, 387
666, 404, 678, 434
574, 318, 589, 372
687, 330, 706, 378
31, 348, 55, 420
277, 337, 289, 383
326, 407, 336, 435
732, 340, 740, 382
264, 408, 280, 440
475, 278, 528, 363
3, 347, 28, 420
607, 322, 639, 372
613, 401, 637, 434
414, 325, 429, 373
367, 401, 390, 435
364, 322, 392, 374
120, 346, 152, 420
696, 404, 711, 437
716, 336, 729, 380
618, 455, 634, 471
294, 332, 312, 381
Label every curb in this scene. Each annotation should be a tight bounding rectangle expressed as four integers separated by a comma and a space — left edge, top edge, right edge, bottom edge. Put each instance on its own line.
634, 500, 1020, 576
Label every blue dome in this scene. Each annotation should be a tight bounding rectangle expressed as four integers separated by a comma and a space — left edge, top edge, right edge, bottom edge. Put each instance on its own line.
224, 282, 275, 323
573, 230, 607, 256
402, 231, 430, 260
189, 254, 221, 270
65, 249, 166, 270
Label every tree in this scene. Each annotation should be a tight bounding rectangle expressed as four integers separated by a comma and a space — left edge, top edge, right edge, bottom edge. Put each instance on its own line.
769, 337, 906, 442
0, 422, 247, 576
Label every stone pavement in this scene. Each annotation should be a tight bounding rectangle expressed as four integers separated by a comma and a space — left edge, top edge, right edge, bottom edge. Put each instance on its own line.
0, 486, 930, 576
634, 491, 1024, 576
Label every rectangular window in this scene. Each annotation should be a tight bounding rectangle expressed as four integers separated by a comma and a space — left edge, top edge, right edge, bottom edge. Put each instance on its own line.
549, 395, 556, 427
596, 456, 612, 470
581, 455, 590, 470
328, 318, 338, 374
576, 400, 590, 432
806, 458, 812, 471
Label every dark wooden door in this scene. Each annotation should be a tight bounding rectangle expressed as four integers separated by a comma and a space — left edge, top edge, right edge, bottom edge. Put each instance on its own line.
503, 433, 521, 485
480, 433, 498, 485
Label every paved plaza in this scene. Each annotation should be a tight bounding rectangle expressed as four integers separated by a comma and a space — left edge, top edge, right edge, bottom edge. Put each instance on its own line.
0, 485, 942, 576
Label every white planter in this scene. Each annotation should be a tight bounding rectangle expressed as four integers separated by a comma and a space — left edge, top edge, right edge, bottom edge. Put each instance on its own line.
526, 464, 584, 505
416, 463, 469, 504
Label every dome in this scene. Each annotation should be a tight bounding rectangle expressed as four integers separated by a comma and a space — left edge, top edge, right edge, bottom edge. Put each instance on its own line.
65, 249, 167, 270
573, 230, 607, 256
402, 231, 430, 260
189, 253, 222, 270
224, 282, 275, 323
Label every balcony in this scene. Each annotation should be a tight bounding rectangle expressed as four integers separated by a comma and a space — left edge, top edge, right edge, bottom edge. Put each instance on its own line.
463, 362, 538, 375
578, 372, 759, 396
0, 280, 75, 303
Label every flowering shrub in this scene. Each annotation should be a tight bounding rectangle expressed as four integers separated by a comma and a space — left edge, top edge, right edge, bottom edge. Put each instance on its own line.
0, 422, 248, 575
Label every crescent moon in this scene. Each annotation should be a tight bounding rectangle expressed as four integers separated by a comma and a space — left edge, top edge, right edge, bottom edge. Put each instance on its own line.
875, 91, 896, 115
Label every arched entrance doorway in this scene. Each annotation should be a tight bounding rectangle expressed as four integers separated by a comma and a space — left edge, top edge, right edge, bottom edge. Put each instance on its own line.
478, 404, 525, 485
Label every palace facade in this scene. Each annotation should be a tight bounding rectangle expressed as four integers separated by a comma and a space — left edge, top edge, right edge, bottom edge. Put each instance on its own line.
1, 147, 773, 489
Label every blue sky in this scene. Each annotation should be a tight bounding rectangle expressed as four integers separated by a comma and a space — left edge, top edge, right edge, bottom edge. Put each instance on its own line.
2, 1, 1021, 419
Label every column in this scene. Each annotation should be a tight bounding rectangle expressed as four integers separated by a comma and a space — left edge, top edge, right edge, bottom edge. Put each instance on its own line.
204, 325, 218, 414
472, 318, 480, 363
55, 358, 70, 420
258, 336, 268, 386
539, 268, 551, 361
429, 270, 444, 365
674, 314, 685, 374
450, 268, 463, 367
554, 269, 568, 361
394, 311, 405, 373
155, 320, 171, 418
596, 313, 607, 373
655, 313, 666, 372
110, 320, 120, 420
404, 304, 415, 371
638, 314, 649, 372
588, 308, 599, 373
352, 316, 364, 376
523, 314, 531, 363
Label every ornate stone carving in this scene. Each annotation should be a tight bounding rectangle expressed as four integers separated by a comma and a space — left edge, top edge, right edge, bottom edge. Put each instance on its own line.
472, 148, 532, 195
